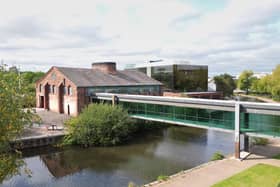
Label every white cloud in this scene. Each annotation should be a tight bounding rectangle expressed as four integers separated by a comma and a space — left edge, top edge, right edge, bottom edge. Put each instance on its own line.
0, 0, 279, 75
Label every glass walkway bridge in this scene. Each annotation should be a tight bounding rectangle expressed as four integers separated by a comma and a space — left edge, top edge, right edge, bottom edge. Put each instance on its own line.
93, 93, 280, 158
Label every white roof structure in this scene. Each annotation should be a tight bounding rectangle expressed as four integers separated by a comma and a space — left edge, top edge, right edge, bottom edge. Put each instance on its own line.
132, 59, 192, 68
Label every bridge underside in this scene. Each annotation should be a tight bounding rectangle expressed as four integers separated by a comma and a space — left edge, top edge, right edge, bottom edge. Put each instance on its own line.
130, 114, 234, 133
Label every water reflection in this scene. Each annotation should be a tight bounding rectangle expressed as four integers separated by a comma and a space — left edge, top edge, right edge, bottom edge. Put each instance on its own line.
1, 126, 234, 187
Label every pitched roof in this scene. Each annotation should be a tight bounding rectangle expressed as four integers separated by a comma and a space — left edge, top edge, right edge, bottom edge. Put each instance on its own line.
55, 66, 162, 87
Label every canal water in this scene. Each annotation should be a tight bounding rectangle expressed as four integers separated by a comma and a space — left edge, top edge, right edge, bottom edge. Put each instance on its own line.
1, 126, 235, 187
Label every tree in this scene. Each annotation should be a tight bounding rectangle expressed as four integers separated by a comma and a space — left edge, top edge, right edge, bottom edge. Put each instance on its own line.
237, 70, 255, 94
272, 86, 280, 101
271, 65, 280, 86
249, 65, 280, 100
250, 75, 272, 94
214, 74, 236, 97
270, 65, 280, 100
0, 65, 34, 181
21, 71, 44, 107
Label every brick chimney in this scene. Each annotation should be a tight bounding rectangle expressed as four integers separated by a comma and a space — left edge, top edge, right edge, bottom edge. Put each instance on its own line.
92, 62, 117, 74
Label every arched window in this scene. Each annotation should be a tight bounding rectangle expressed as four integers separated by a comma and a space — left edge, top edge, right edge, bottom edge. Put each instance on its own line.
48, 85, 51, 94
68, 86, 72, 96
64, 86, 67, 95
52, 85, 56, 94
39, 84, 42, 92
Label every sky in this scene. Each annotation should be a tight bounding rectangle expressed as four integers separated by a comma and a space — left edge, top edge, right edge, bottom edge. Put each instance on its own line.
0, 0, 279, 76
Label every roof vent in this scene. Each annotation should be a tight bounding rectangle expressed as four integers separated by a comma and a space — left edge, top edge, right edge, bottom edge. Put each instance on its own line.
92, 62, 117, 74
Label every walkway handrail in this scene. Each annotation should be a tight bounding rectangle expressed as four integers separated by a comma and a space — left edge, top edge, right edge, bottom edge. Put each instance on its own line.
93, 93, 280, 116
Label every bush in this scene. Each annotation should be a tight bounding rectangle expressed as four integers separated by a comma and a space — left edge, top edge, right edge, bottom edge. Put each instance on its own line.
273, 154, 280, 159
211, 152, 225, 161
64, 103, 136, 147
252, 137, 269, 146
157, 175, 169, 181
127, 182, 139, 187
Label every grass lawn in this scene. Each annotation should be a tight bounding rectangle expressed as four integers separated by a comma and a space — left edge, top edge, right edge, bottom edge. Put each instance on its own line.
212, 164, 280, 187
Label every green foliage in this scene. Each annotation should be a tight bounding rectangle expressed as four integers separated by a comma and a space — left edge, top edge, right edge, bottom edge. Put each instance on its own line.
252, 137, 268, 146
64, 103, 137, 147
273, 154, 280, 159
0, 64, 36, 182
0, 65, 44, 108
21, 71, 44, 84
272, 85, 280, 101
0, 65, 34, 151
251, 75, 272, 94
127, 182, 139, 187
157, 175, 169, 181
21, 71, 44, 107
0, 152, 31, 182
214, 74, 236, 97
210, 152, 225, 161
250, 65, 280, 101
237, 70, 255, 94
212, 164, 280, 187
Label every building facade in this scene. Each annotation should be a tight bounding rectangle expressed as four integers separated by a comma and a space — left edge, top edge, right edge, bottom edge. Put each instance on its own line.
36, 62, 162, 116
127, 60, 208, 92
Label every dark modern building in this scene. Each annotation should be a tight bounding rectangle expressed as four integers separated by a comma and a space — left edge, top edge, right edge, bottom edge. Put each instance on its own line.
126, 60, 208, 92
36, 62, 162, 116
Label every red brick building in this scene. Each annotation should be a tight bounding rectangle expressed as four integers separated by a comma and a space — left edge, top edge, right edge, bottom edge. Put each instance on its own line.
36, 62, 162, 116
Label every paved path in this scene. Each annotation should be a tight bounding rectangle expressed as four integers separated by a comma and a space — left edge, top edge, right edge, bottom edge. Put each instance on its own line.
19, 108, 70, 139
147, 142, 280, 187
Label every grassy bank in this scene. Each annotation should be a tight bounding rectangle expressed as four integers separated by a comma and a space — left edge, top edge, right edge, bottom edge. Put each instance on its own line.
212, 164, 280, 187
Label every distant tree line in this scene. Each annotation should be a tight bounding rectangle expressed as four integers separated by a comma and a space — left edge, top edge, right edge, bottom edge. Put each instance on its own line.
1, 65, 44, 107
213, 74, 236, 97
212, 64, 280, 101
237, 65, 280, 101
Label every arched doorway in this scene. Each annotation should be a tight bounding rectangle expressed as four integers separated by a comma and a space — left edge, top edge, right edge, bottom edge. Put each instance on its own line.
58, 84, 64, 113
44, 83, 50, 110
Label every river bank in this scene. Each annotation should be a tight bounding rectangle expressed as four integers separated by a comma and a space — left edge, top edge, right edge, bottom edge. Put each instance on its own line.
145, 139, 280, 187
1, 126, 235, 187
238, 94, 279, 103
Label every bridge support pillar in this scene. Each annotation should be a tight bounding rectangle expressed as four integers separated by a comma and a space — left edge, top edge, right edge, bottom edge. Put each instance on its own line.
235, 102, 240, 159
244, 135, 249, 152
244, 113, 250, 152
112, 95, 119, 106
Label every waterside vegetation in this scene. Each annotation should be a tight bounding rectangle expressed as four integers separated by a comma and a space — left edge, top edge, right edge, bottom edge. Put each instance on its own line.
238, 65, 280, 101
210, 152, 225, 161
0, 65, 39, 182
64, 103, 136, 146
64, 103, 165, 147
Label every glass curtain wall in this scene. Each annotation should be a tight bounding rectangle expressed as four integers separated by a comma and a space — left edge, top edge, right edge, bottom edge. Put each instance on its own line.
87, 85, 161, 96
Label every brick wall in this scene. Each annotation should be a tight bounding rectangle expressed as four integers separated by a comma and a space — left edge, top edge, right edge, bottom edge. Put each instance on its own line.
36, 67, 79, 116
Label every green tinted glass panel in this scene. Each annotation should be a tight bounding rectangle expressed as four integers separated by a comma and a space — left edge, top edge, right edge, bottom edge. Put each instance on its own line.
119, 101, 235, 130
